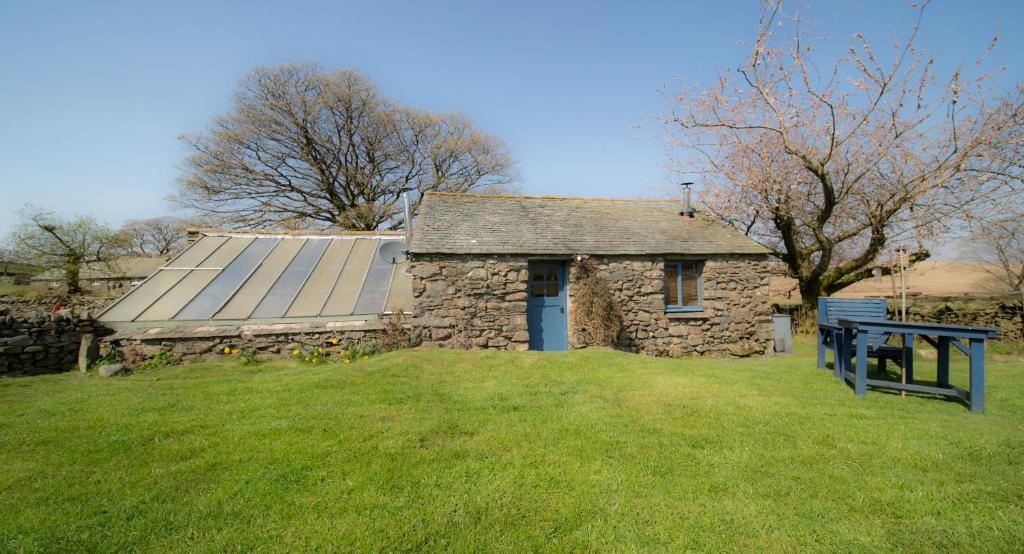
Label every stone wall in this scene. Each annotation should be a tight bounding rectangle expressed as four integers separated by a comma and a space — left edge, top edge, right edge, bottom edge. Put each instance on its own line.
774, 296, 1023, 341
0, 294, 110, 319
900, 299, 1022, 340
580, 255, 773, 356
410, 253, 774, 356
410, 255, 531, 350
0, 306, 103, 376
103, 320, 401, 364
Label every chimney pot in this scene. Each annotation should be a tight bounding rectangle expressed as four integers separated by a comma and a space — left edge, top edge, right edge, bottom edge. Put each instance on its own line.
679, 182, 696, 219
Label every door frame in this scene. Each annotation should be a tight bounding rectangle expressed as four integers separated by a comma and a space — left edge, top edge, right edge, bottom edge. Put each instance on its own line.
526, 260, 569, 351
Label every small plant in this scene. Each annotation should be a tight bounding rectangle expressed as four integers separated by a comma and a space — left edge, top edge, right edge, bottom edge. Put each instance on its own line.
240, 348, 261, 366
137, 349, 176, 371
291, 345, 329, 365
90, 345, 122, 369
287, 337, 382, 366
446, 317, 474, 350
377, 309, 412, 352
343, 338, 380, 359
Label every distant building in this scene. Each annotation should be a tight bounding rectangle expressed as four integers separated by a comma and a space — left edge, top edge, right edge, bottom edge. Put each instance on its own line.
31, 257, 169, 294
0, 260, 40, 285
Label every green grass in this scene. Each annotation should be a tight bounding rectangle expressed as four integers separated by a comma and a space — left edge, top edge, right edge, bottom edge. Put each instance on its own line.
1, 340, 1022, 552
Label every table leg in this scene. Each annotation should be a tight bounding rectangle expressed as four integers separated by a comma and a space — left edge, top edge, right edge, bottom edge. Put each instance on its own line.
840, 328, 853, 380
903, 333, 914, 384
856, 331, 868, 396
937, 337, 950, 388
969, 339, 985, 413
817, 329, 827, 369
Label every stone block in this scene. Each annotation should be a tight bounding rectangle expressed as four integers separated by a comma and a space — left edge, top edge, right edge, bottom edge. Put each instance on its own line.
1, 335, 31, 347
78, 334, 98, 372
98, 363, 125, 377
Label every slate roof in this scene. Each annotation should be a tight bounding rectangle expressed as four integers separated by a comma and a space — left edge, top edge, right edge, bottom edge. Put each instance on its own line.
409, 193, 769, 255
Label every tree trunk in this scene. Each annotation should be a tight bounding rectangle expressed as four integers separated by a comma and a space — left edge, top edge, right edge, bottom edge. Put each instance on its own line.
797, 279, 825, 330
64, 261, 81, 295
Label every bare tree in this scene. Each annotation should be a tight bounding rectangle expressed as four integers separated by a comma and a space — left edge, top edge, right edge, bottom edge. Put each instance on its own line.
971, 217, 1024, 337
174, 63, 516, 230
664, 1, 1024, 312
119, 216, 188, 256
6, 206, 127, 294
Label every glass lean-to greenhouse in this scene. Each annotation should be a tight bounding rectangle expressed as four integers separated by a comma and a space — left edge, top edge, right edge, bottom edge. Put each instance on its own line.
97, 231, 412, 325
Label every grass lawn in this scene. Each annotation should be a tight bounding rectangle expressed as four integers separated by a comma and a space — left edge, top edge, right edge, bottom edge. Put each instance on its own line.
1, 339, 1022, 552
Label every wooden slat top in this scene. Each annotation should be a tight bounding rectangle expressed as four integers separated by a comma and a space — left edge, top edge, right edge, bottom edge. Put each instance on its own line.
836, 318, 997, 339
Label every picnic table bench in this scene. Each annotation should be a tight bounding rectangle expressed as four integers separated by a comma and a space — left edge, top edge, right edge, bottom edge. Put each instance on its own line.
817, 298, 913, 375
818, 297, 997, 412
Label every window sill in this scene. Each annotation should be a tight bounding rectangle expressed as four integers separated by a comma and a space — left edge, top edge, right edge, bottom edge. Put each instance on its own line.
666, 310, 707, 320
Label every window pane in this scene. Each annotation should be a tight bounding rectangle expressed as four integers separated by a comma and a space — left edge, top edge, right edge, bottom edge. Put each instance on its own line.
546, 267, 558, 282
531, 283, 545, 297
664, 263, 679, 306
531, 269, 545, 282
251, 239, 328, 318
681, 262, 699, 306
546, 283, 558, 297
174, 238, 279, 320
352, 240, 399, 315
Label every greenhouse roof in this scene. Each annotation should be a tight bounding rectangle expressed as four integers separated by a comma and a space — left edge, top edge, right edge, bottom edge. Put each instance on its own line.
97, 230, 412, 324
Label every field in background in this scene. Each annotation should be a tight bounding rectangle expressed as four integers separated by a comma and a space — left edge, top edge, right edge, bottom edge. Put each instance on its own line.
1, 339, 1022, 551
771, 260, 1017, 302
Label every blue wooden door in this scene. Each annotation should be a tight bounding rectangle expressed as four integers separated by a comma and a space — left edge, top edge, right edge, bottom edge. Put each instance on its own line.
527, 261, 567, 351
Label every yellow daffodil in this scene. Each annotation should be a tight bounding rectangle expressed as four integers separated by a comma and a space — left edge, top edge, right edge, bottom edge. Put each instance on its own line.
231, 348, 240, 354
330, 338, 339, 345
343, 359, 351, 364
304, 356, 311, 362
317, 347, 324, 353
223, 346, 231, 354
292, 349, 300, 356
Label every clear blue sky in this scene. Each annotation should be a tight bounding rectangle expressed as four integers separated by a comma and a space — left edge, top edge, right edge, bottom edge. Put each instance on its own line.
1, 0, 1021, 236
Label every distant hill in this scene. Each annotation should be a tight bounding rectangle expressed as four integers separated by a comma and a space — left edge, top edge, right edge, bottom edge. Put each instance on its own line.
771, 261, 1017, 303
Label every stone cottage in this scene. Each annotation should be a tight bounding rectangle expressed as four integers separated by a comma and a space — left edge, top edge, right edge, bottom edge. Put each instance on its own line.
408, 193, 774, 356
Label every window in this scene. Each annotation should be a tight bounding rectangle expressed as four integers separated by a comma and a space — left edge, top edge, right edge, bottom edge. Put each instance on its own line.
664, 261, 702, 312
529, 264, 561, 298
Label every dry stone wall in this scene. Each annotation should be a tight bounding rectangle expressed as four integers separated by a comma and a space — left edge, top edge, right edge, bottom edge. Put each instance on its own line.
577, 255, 773, 356
410, 253, 774, 356
104, 322, 395, 364
0, 306, 103, 376
900, 299, 1022, 340
410, 255, 531, 350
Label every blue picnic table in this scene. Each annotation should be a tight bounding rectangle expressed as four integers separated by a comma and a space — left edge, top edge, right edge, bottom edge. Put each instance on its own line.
834, 318, 997, 412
